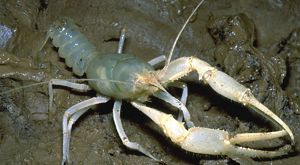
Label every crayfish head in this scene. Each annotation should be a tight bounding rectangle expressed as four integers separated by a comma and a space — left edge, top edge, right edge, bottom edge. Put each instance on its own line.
135, 71, 167, 94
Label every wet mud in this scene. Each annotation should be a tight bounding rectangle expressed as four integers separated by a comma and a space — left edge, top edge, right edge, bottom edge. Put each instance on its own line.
0, 0, 300, 164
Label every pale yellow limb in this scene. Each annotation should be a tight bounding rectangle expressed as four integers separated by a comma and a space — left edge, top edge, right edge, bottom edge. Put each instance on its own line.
131, 101, 291, 158
156, 56, 294, 144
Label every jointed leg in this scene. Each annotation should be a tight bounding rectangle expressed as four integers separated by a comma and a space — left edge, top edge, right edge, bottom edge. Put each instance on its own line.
153, 90, 194, 128
112, 101, 159, 161
48, 79, 92, 120
62, 95, 109, 164
148, 55, 166, 66
168, 82, 188, 122
117, 28, 126, 54
64, 107, 89, 164
169, 82, 188, 105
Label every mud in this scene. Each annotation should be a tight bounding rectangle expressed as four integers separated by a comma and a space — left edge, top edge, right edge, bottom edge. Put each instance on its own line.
0, 0, 300, 164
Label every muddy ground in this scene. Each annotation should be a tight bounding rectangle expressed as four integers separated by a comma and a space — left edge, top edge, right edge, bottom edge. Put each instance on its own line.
0, 0, 300, 164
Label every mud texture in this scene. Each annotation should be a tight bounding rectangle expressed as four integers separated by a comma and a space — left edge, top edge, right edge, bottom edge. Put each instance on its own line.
0, 0, 300, 164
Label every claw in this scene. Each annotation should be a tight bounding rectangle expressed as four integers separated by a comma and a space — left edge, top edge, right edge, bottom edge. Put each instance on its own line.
132, 102, 291, 158
156, 56, 294, 144
179, 127, 290, 158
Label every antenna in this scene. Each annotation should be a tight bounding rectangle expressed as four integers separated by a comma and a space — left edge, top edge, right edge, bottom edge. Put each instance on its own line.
0, 79, 132, 95
165, 0, 205, 66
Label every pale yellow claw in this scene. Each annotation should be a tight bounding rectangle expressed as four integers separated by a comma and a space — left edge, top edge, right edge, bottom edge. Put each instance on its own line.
156, 56, 294, 144
132, 101, 291, 158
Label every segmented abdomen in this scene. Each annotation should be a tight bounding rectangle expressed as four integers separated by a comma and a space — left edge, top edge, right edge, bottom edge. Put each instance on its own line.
48, 19, 97, 76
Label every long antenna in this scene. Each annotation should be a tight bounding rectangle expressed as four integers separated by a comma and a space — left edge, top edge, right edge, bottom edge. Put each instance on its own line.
0, 79, 132, 95
165, 0, 205, 66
